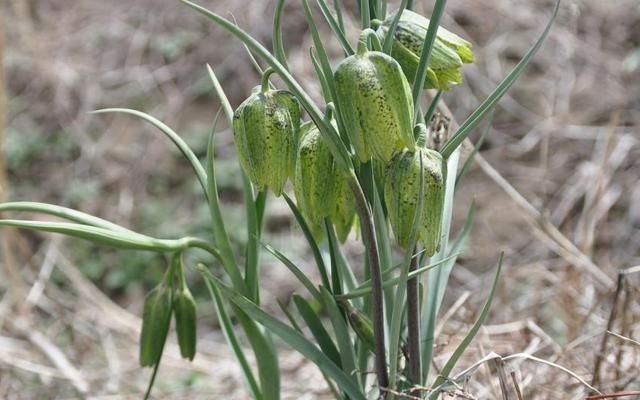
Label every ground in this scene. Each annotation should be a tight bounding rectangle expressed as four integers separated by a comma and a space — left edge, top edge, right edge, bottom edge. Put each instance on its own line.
0, 0, 639, 398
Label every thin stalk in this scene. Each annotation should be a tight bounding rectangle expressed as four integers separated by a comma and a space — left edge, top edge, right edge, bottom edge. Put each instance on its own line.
406, 246, 421, 385
347, 173, 389, 392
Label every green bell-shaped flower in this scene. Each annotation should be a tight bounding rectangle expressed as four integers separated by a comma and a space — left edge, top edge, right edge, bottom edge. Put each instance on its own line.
293, 120, 337, 238
331, 169, 356, 242
376, 9, 474, 91
384, 132, 445, 255
334, 31, 415, 162
233, 68, 300, 196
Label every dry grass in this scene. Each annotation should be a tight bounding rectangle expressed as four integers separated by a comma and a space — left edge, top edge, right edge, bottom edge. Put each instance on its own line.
0, 0, 639, 398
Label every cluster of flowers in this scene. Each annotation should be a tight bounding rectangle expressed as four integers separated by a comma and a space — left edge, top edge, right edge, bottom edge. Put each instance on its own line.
233, 9, 473, 254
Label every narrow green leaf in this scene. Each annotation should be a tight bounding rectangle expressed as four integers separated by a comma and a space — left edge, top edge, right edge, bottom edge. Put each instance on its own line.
0, 202, 136, 234
440, 0, 560, 159
202, 272, 366, 400
337, 253, 460, 300
202, 269, 262, 400
206, 110, 243, 292
244, 179, 263, 303
283, 193, 331, 289
382, 0, 408, 55
332, 0, 346, 33
411, 0, 447, 112
420, 151, 456, 382
316, 0, 355, 55
428, 254, 504, 398
279, 299, 345, 400
310, 48, 332, 102
261, 242, 323, 302
360, 0, 371, 28
233, 305, 281, 400
91, 108, 208, 201
293, 294, 342, 367
273, 0, 290, 71
319, 287, 360, 389
455, 113, 493, 191
0, 219, 182, 252
206, 64, 234, 126
423, 90, 442, 126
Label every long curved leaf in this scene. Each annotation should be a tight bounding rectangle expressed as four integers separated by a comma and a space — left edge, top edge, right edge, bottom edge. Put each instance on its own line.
0, 202, 137, 234
202, 273, 366, 400
91, 108, 208, 200
440, 0, 560, 159
427, 253, 504, 398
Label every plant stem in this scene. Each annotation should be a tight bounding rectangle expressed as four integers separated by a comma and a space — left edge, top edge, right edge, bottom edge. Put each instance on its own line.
347, 173, 389, 393
406, 246, 421, 386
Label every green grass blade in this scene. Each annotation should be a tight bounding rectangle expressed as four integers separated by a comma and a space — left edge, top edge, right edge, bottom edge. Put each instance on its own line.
203, 272, 366, 400
283, 193, 331, 289
316, 0, 355, 55
279, 299, 345, 400
325, 220, 357, 292
440, 0, 560, 159
181, 0, 351, 169
336, 253, 460, 300
233, 305, 281, 400
423, 90, 442, 126
91, 108, 208, 201
455, 113, 493, 191
202, 268, 262, 400
0, 202, 136, 234
332, 0, 346, 33
293, 294, 342, 367
411, 0, 447, 111
360, 0, 371, 28
243, 179, 263, 303
0, 219, 183, 252
427, 253, 504, 398
206, 64, 234, 125
273, 0, 290, 71
319, 287, 360, 389
420, 149, 460, 383
382, 0, 408, 54
206, 110, 241, 288
261, 242, 323, 302
310, 48, 332, 102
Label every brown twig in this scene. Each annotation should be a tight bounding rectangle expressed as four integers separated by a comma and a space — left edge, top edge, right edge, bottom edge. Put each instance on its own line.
585, 391, 640, 400
592, 270, 627, 389
510, 371, 524, 400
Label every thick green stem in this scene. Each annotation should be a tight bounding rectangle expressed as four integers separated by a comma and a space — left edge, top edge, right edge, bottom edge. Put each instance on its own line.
406, 246, 421, 386
347, 172, 389, 392
260, 67, 276, 92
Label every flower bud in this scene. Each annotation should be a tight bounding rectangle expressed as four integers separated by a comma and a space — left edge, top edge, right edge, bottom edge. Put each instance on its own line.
173, 286, 197, 361
139, 284, 173, 367
339, 300, 375, 353
293, 121, 336, 238
334, 36, 415, 162
232, 71, 300, 196
384, 147, 444, 255
377, 9, 474, 91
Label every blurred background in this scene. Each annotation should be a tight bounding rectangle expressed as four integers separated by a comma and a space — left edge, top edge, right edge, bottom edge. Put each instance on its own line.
0, 0, 639, 398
